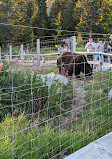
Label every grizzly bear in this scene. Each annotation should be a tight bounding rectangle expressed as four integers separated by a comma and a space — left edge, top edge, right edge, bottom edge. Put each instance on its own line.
57, 52, 93, 78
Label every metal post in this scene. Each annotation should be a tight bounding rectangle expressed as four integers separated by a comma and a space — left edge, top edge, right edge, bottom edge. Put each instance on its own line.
71, 36, 76, 52
37, 39, 40, 66
9, 45, 12, 61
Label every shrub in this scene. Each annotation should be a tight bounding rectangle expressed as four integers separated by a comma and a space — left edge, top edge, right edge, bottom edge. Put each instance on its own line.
0, 62, 73, 122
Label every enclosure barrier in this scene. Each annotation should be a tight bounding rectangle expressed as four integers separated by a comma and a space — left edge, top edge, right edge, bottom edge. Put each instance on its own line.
0, 45, 112, 158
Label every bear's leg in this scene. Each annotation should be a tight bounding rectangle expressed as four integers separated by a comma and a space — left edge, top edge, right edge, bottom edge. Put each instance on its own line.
68, 70, 73, 77
67, 63, 73, 77
73, 65, 81, 78
74, 68, 80, 78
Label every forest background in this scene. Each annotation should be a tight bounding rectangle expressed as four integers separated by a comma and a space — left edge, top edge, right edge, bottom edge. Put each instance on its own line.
0, 0, 112, 45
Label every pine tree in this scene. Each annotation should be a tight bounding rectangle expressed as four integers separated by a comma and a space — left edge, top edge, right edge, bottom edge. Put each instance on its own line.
0, 0, 12, 45
34, 0, 49, 37
54, 11, 62, 38
100, 0, 112, 33
74, 0, 101, 35
10, 0, 33, 43
50, 0, 77, 34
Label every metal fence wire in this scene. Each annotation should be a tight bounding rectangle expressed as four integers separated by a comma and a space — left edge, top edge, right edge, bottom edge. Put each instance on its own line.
0, 46, 112, 158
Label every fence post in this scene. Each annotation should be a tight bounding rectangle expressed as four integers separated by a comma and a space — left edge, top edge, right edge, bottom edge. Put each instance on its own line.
71, 36, 76, 52
0, 47, 1, 61
37, 39, 40, 66
20, 44, 23, 59
99, 54, 102, 70
9, 45, 12, 61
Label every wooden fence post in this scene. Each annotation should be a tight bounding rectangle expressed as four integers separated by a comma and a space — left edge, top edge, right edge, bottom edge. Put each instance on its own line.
71, 36, 76, 52
9, 45, 12, 61
20, 44, 24, 59
37, 39, 40, 66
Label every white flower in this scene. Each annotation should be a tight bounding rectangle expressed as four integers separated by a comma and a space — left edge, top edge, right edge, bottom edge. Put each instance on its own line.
41, 75, 46, 83
47, 72, 55, 80
57, 87, 60, 93
46, 79, 52, 88
40, 72, 68, 88
55, 74, 68, 85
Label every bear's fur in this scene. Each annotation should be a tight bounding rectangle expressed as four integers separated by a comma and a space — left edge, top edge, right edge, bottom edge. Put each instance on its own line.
57, 52, 92, 78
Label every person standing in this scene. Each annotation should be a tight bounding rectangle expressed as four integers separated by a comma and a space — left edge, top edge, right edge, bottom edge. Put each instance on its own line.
62, 38, 71, 51
104, 40, 108, 62
95, 39, 104, 69
85, 38, 96, 60
107, 35, 112, 63
95, 39, 104, 61
108, 35, 112, 53
58, 45, 64, 54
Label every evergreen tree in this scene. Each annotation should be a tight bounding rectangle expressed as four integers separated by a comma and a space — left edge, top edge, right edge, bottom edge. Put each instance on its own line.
100, 0, 112, 33
0, 0, 12, 45
33, 0, 49, 37
50, 0, 77, 34
54, 11, 62, 38
74, 0, 101, 35
10, 0, 33, 43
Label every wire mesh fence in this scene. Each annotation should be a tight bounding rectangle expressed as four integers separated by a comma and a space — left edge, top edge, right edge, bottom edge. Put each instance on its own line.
0, 0, 112, 157
1, 48, 112, 158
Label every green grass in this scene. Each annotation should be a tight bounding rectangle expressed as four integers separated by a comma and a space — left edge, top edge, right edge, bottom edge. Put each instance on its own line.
0, 113, 106, 159
1, 65, 112, 158
76, 46, 86, 52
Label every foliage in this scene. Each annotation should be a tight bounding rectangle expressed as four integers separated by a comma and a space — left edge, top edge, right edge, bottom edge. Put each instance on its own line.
100, 0, 112, 33
0, 61, 73, 121
50, 0, 76, 32
1, 70, 112, 158
0, 114, 94, 159
76, 36, 85, 47
74, 0, 101, 33
54, 11, 62, 38
0, 0, 112, 45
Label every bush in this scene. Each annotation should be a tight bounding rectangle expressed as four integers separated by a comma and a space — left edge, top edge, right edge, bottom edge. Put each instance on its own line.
0, 62, 73, 121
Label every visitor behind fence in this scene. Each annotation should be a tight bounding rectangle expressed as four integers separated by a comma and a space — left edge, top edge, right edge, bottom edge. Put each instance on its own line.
107, 35, 112, 63
104, 40, 108, 62
95, 39, 104, 61
58, 45, 64, 54
108, 35, 112, 53
85, 38, 96, 60
61, 38, 71, 51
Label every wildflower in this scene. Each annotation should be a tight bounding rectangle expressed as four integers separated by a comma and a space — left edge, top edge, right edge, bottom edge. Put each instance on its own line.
55, 74, 68, 85
47, 72, 55, 80
40, 72, 68, 87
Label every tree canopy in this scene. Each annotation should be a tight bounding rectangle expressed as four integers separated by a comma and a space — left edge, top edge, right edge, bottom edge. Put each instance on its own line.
0, 0, 111, 44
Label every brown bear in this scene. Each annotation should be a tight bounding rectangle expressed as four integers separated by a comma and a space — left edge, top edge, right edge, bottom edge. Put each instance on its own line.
57, 52, 92, 78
